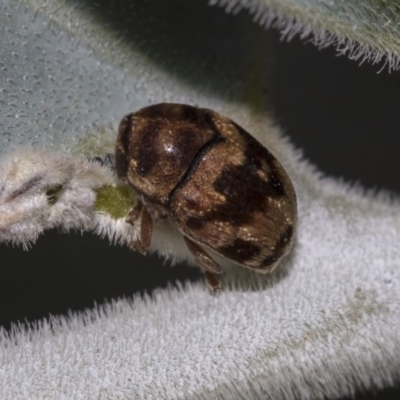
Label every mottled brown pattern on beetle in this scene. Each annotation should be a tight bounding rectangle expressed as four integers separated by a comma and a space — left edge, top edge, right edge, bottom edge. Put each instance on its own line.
116, 104, 216, 205
186, 160, 277, 229
136, 119, 162, 176
170, 111, 296, 269
233, 120, 289, 198
184, 137, 287, 229
261, 225, 294, 268
231, 120, 276, 165
218, 238, 261, 263
136, 110, 213, 177
267, 172, 286, 197
277, 225, 294, 249
117, 103, 297, 274
169, 135, 226, 202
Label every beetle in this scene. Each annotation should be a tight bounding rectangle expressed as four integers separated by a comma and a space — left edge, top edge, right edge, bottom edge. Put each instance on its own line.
115, 103, 297, 290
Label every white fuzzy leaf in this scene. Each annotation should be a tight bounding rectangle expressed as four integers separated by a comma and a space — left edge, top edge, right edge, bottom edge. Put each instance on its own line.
212, 0, 400, 70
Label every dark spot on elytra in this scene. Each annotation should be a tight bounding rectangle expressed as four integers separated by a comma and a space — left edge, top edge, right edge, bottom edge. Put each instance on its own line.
261, 254, 280, 268
232, 121, 276, 165
136, 120, 161, 176
186, 216, 206, 230
185, 154, 285, 229
268, 172, 285, 196
210, 158, 283, 226
277, 225, 294, 249
175, 118, 289, 230
179, 104, 206, 123
260, 225, 293, 268
218, 238, 261, 263
232, 121, 288, 197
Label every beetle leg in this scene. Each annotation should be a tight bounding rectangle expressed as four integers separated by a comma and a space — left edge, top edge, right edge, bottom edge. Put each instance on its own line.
127, 202, 153, 255
139, 206, 153, 251
204, 272, 221, 291
127, 201, 143, 224
184, 236, 222, 290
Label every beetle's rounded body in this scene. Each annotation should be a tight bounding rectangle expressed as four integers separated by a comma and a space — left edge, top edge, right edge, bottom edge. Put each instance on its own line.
116, 103, 297, 285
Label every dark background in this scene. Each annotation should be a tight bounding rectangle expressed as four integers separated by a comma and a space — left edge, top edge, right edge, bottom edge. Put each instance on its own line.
1, 1, 399, 399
